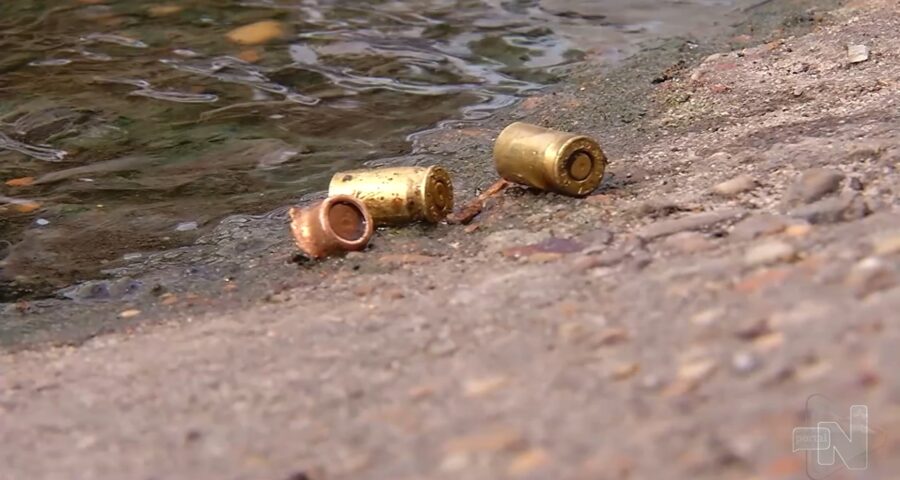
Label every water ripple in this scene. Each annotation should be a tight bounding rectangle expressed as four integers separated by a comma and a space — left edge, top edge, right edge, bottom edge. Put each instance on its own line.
81, 33, 148, 48
0, 131, 67, 162
129, 89, 220, 104
161, 56, 321, 105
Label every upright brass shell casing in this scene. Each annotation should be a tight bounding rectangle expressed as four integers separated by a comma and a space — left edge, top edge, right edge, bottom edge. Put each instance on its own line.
289, 195, 374, 259
493, 122, 607, 197
328, 166, 453, 225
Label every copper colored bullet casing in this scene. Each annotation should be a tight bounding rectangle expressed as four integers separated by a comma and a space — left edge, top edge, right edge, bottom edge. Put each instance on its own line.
289, 195, 374, 259
328, 166, 453, 225
493, 122, 607, 197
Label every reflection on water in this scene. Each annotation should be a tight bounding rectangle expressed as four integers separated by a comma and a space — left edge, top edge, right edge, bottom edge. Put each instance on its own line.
0, 0, 749, 300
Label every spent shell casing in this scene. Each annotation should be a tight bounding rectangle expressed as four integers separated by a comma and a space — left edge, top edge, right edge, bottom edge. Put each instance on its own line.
289, 195, 374, 259
493, 122, 607, 197
328, 166, 453, 225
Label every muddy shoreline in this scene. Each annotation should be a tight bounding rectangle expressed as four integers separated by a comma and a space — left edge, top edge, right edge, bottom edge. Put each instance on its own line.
2, 0, 899, 478
0, 0, 766, 304
1, 0, 843, 349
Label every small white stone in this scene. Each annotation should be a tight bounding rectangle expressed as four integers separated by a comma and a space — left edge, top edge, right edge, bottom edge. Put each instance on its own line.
173, 49, 200, 57
856, 256, 883, 271
175, 221, 198, 232
847, 44, 869, 63
732, 351, 760, 374
744, 240, 797, 266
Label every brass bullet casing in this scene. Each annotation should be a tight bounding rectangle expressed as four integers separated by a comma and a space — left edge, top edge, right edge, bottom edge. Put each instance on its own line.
328, 166, 453, 225
289, 195, 374, 259
493, 122, 607, 197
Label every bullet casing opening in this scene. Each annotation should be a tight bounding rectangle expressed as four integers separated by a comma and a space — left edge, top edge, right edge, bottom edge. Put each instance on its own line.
493, 122, 607, 197
328, 166, 454, 225
289, 195, 374, 259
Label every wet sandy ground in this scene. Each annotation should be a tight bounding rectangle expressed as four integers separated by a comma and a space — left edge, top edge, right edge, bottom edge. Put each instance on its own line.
0, 0, 762, 301
1, 0, 899, 479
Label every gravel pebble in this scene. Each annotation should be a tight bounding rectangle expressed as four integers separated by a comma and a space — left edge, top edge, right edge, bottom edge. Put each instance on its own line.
731, 351, 761, 374
711, 174, 758, 197
872, 231, 900, 256
788, 194, 869, 224
783, 168, 844, 206
847, 44, 870, 63
730, 214, 790, 240
662, 232, 715, 253
637, 209, 746, 239
744, 240, 797, 266
846, 257, 899, 298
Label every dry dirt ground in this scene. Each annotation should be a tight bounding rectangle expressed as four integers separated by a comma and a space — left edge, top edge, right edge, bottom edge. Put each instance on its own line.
2, 1, 900, 479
